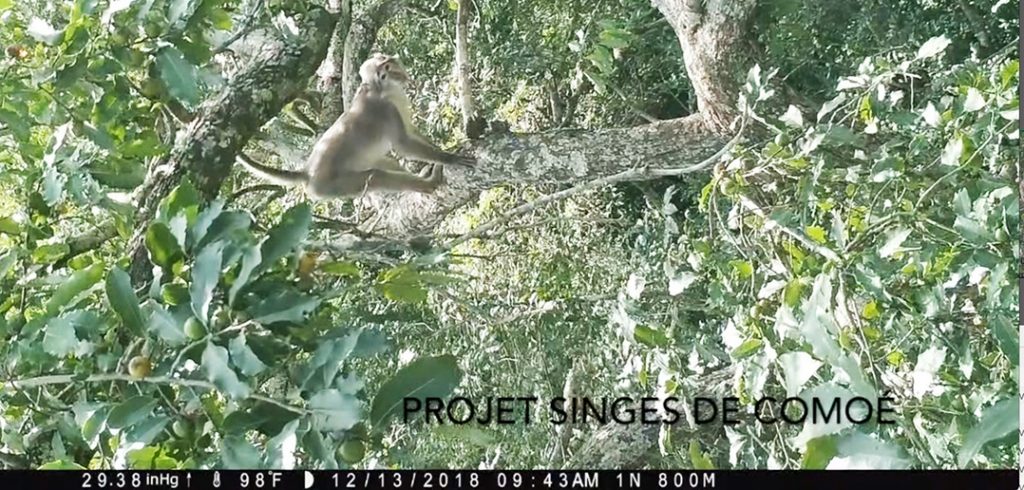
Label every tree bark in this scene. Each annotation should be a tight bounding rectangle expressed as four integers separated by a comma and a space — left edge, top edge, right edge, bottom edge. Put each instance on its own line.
366, 115, 724, 236
652, 0, 757, 132
127, 8, 337, 285
455, 0, 485, 139
318, 0, 353, 124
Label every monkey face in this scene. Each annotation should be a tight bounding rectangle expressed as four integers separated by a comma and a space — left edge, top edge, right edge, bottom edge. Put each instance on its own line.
360, 53, 411, 86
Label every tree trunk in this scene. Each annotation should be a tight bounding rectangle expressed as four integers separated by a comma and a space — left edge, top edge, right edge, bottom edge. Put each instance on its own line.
318, 0, 353, 124
127, 8, 337, 285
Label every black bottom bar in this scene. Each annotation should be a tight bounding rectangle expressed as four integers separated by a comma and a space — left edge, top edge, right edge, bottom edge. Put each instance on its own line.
3, 469, 1015, 490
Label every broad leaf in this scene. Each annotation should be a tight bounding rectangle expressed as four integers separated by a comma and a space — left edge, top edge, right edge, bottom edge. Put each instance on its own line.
155, 47, 200, 107
105, 267, 145, 335
370, 355, 462, 430
107, 396, 159, 429
202, 342, 250, 399
957, 397, 1019, 467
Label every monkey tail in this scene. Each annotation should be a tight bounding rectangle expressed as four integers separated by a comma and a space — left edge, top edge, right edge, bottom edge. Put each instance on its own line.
236, 154, 309, 187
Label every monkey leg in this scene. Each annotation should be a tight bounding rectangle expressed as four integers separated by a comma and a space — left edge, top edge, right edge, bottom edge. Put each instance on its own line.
308, 169, 441, 198
394, 134, 476, 168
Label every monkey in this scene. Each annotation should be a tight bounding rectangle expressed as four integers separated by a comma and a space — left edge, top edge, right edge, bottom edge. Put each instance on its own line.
237, 54, 476, 198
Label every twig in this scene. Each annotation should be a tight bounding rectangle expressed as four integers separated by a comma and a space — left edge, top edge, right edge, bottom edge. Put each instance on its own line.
2, 373, 307, 415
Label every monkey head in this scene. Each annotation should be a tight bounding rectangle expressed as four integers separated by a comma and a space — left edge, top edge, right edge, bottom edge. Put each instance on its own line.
359, 53, 411, 87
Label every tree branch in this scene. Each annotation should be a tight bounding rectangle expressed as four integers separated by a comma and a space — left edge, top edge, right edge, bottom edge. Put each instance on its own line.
3, 373, 307, 415
445, 113, 747, 249
126, 7, 338, 285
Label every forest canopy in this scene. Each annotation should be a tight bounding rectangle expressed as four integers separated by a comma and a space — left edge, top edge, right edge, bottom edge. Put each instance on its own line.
0, 0, 1018, 470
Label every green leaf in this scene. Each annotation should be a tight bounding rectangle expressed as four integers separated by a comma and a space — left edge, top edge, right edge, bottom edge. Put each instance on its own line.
146, 303, 187, 346
191, 242, 225, 325
146, 222, 184, 269
195, 211, 250, 252
55, 56, 88, 89
962, 87, 986, 112
202, 342, 250, 399
155, 47, 200, 107
296, 333, 360, 391
729, 260, 754, 279
263, 419, 300, 468
229, 332, 267, 376
688, 440, 715, 469
805, 226, 827, 244
309, 389, 362, 432
878, 228, 910, 258
990, 315, 1018, 367
954, 216, 993, 244
0, 250, 15, 279
32, 243, 71, 264
783, 278, 804, 307
124, 415, 171, 445
44, 262, 104, 316
247, 287, 319, 325
42, 317, 79, 356
730, 338, 763, 359
322, 261, 361, 278
41, 165, 66, 207
80, 405, 109, 447
255, 203, 312, 277
801, 435, 838, 469
228, 243, 261, 305
105, 267, 145, 335
158, 179, 201, 224
0, 0, 13, 11
220, 435, 261, 469
107, 396, 159, 429
957, 397, 1019, 466
38, 460, 86, 470
0, 216, 20, 235
126, 446, 178, 470
370, 354, 462, 430
861, 300, 880, 320
634, 325, 670, 348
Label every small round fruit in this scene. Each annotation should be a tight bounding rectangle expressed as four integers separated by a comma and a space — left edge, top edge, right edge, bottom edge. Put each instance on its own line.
172, 419, 193, 439
128, 356, 152, 379
338, 440, 365, 464
184, 317, 206, 340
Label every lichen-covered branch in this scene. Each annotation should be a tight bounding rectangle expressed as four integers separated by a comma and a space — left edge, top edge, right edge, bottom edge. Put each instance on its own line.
652, 0, 757, 132
126, 8, 337, 285
366, 115, 726, 237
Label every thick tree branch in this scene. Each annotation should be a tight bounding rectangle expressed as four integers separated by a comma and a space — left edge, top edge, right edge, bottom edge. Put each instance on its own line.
126, 8, 337, 285
445, 113, 746, 249
455, 0, 485, 139
365, 115, 726, 237
318, 0, 353, 124
652, 0, 757, 132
